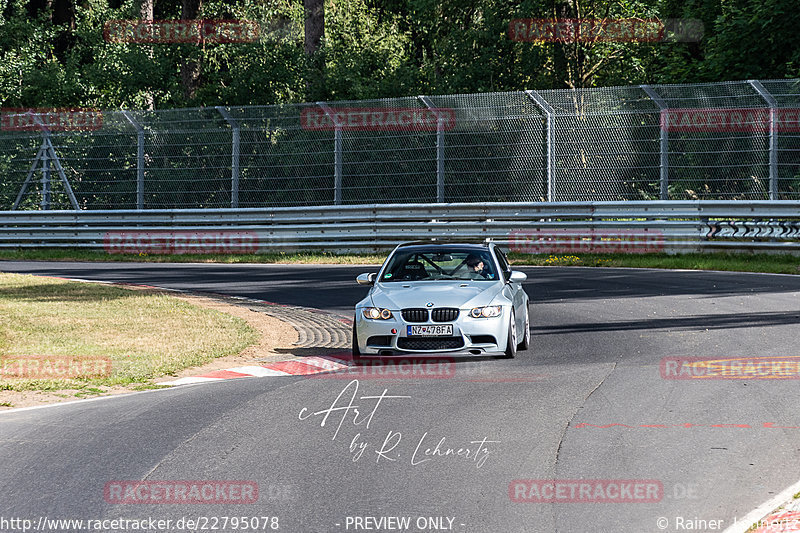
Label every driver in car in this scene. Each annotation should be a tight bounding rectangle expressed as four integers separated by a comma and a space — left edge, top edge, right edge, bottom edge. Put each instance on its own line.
465, 254, 492, 279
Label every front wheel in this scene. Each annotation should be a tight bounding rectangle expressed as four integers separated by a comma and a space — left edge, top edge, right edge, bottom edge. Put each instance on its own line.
503, 309, 517, 359
351, 320, 362, 363
518, 308, 531, 351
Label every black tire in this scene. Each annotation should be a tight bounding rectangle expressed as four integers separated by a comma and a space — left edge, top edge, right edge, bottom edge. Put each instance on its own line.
351, 320, 362, 363
518, 308, 531, 351
503, 309, 517, 359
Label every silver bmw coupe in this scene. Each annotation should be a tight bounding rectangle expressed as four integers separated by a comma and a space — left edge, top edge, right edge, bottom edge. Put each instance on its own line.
353, 242, 530, 359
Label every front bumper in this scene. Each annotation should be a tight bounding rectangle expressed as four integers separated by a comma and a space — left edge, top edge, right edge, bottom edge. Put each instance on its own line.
354, 307, 510, 356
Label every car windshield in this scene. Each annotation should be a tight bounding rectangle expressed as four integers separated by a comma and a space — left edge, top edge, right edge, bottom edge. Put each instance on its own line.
380, 248, 498, 281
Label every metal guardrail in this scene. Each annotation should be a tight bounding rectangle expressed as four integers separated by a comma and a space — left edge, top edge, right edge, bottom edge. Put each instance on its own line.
1, 201, 800, 254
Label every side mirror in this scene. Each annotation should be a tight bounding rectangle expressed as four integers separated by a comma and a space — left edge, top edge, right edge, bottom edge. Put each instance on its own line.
356, 273, 377, 285
509, 271, 527, 283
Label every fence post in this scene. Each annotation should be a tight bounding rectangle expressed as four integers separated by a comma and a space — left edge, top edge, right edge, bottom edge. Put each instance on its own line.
216, 106, 240, 208
12, 143, 45, 210
749, 80, 779, 200
41, 140, 50, 210
316, 102, 343, 205
11, 111, 78, 210
525, 90, 554, 202
120, 110, 145, 209
417, 96, 445, 203
640, 85, 669, 200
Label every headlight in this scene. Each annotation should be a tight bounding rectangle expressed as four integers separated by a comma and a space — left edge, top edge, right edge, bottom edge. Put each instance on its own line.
363, 307, 393, 320
470, 305, 502, 318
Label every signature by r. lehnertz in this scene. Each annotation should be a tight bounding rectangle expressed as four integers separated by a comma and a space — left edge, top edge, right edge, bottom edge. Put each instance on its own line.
298, 379, 499, 469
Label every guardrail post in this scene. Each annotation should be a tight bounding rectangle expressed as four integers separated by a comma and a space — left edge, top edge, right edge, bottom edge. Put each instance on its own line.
749, 80, 779, 200
316, 102, 343, 205
417, 96, 445, 203
216, 107, 241, 208
121, 110, 145, 209
641, 85, 669, 200
525, 90, 554, 202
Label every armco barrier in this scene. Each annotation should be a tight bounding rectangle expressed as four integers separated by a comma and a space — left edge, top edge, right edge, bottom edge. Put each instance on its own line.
1, 201, 800, 254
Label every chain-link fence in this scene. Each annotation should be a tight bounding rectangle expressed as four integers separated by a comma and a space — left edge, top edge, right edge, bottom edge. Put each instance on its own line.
2, 79, 799, 210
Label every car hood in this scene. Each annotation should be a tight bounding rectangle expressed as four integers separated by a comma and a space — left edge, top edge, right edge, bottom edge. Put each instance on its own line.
369, 281, 505, 310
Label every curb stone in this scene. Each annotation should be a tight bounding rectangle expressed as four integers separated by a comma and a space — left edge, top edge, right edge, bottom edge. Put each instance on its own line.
723, 480, 800, 533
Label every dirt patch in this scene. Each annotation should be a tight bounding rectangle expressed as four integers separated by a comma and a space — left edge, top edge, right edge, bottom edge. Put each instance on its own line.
0, 287, 299, 411
0, 385, 143, 411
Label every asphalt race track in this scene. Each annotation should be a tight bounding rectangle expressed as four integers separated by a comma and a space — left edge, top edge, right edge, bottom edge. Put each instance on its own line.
2, 261, 800, 533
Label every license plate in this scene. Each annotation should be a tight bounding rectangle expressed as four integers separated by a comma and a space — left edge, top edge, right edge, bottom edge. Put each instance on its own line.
407, 325, 453, 336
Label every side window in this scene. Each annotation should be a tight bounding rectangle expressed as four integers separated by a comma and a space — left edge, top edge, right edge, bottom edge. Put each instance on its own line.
495, 249, 511, 280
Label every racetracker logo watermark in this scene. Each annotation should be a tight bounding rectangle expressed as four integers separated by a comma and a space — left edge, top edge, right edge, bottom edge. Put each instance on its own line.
104, 481, 258, 504
508, 18, 703, 43
0, 355, 112, 379
103, 19, 260, 44
300, 107, 456, 132
314, 358, 456, 380
509, 479, 663, 503
509, 229, 665, 254
104, 231, 259, 255
1, 108, 103, 131
661, 108, 800, 133
661, 356, 800, 380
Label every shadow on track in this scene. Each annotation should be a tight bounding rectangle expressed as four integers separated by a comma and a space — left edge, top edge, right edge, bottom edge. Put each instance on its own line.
527, 267, 800, 303
534, 310, 800, 335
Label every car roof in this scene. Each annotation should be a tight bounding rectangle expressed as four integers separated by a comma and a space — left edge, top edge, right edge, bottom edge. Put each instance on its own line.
394, 241, 492, 251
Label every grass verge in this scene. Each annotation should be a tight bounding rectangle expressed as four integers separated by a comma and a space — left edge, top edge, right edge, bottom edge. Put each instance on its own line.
0, 272, 259, 393
0, 249, 798, 275
0, 248, 386, 264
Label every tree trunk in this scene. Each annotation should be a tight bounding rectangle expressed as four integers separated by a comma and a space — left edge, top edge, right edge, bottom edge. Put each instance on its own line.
27, 0, 75, 61
303, 0, 324, 97
139, 0, 153, 19
179, 0, 203, 102
551, 0, 572, 89
140, 0, 155, 109
51, 0, 74, 28
303, 0, 324, 55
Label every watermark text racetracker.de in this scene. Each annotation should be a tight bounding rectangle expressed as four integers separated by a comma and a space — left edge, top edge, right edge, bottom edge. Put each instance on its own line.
103, 231, 259, 255
661, 356, 800, 380
104, 480, 258, 504
313, 357, 549, 382
300, 107, 456, 132
0, 516, 280, 532
314, 358, 456, 380
509, 229, 665, 254
509, 479, 663, 503
1, 108, 103, 131
0, 355, 111, 379
661, 108, 800, 133
104, 19, 260, 44
508, 18, 704, 43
